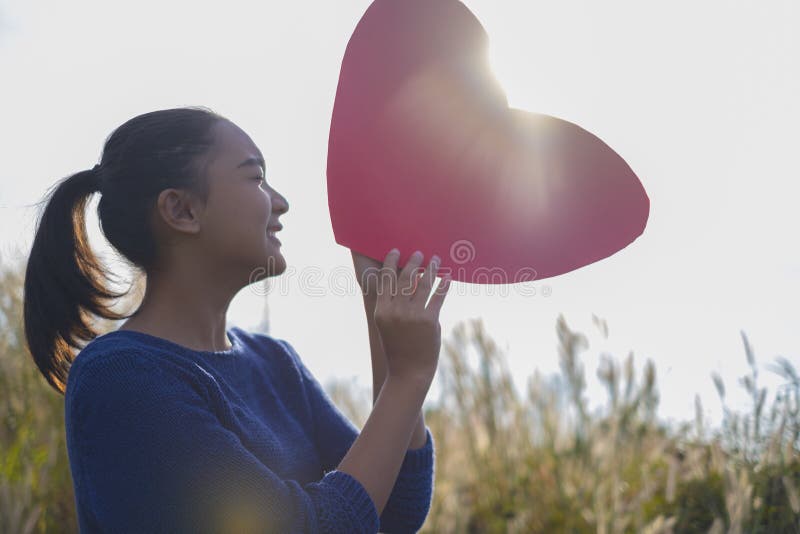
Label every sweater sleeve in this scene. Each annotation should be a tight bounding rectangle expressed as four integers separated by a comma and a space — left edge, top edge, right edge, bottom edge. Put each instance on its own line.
64, 350, 381, 534
275, 339, 435, 534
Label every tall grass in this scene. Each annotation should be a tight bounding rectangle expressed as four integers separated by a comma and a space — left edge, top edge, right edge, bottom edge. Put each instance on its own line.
2, 257, 798, 533
1, 259, 77, 532
333, 316, 798, 533
417, 317, 799, 533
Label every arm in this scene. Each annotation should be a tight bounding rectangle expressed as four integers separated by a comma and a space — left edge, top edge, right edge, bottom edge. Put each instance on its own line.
65, 351, 380, 534
352, 250, 427, 449
277, 339, 435, 534
362, 291, 428, 449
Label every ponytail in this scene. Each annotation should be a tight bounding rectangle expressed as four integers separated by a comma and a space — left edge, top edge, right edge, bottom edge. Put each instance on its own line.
23, 106, 225, 394
24, 166, 129, 394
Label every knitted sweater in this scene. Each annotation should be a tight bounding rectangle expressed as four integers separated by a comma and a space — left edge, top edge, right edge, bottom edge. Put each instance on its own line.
64, 326, 434, 533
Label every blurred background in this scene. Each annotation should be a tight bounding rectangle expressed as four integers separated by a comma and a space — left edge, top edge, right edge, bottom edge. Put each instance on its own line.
1, 0, 798, 531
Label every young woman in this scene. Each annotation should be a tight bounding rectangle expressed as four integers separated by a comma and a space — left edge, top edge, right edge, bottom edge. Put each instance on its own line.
23, 107, 451, 533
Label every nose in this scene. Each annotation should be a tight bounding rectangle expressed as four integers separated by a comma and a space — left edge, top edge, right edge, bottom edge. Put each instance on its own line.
270, 188, 289, 216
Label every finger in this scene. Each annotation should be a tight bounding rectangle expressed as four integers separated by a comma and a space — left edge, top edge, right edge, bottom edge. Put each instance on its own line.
352, 252, 381, 294
352, 249, 382, 269
398, 250, 424, 298
412, 254, 440, 305
426, 274, 452, 315
378, 248, 400, 303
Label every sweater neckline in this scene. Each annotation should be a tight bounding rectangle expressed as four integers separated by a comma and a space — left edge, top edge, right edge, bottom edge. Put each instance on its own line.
101, 326, 244, 357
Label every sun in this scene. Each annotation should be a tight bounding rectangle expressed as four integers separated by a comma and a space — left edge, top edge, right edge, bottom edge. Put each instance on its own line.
487, 43, 529, 110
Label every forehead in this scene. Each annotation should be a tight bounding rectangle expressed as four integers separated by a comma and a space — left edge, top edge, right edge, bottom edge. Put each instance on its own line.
206, 120, 264, 170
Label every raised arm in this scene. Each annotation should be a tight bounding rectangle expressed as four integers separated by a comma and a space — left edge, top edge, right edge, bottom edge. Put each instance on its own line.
277, 338, 435, 533
351, 249, 428, 448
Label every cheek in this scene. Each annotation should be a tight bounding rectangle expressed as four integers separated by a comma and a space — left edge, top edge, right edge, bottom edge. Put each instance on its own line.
239, 187, 271, 226
208, 190, 267, 246
264, 193, 272, 218
262, 190, 273, 218
246, 186, 270, 220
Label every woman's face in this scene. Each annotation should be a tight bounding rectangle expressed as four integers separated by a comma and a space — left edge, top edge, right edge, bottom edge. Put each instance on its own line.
197, 119, 289, 285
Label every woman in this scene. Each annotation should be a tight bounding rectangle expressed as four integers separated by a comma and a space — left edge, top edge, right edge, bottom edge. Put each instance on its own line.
23, 107, 451, 533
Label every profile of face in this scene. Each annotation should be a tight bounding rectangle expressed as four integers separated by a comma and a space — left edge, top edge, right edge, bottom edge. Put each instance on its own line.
156, 119, 290, 287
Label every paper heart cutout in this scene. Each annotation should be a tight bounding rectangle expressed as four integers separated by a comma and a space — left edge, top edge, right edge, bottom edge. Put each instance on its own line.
327, 0, 649, 284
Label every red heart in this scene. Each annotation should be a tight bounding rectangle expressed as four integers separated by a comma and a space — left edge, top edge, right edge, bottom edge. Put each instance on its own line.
327, 0, 649, 284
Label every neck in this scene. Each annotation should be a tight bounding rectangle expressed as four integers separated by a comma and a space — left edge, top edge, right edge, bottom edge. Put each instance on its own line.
119, 258, 239, 353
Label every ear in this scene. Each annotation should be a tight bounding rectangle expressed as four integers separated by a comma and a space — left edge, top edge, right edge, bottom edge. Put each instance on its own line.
155, 188, 205, 236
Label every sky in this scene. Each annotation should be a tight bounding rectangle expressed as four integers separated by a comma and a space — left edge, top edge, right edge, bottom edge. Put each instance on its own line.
1, 0, 798, 428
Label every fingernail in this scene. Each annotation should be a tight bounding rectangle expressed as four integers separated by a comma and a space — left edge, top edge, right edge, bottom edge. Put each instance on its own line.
412, 250, 422, 259
432, 255, 441, 265
389, 248, 399, 255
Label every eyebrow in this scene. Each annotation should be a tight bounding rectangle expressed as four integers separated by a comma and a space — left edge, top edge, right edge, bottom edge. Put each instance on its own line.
237, 156, 266, 172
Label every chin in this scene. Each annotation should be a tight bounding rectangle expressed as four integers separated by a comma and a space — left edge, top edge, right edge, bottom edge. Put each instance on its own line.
269, 253, 287, 276
247, 251, 287, 286
263, 248, 286, 274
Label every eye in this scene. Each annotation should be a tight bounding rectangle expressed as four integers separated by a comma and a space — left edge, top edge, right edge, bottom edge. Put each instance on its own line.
253, 175, 266, 183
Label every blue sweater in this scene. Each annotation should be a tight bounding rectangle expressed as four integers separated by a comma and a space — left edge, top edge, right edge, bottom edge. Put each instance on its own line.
64, 326, 435, 533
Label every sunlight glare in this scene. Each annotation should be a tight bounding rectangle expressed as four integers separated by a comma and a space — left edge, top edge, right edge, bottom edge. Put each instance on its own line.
488, 42, 529, 110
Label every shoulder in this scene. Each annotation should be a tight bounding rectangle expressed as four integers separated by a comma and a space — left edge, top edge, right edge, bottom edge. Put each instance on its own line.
231, 328, 314, 388
69, 332, 191, 379
232, 327, 301, 366
65, 335, 206, 415
67, 337, 150, 393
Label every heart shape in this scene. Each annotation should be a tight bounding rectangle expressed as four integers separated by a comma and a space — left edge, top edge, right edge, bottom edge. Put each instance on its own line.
327, 0, 649, 284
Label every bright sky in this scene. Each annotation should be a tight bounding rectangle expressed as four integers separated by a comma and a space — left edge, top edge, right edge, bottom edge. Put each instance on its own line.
1, 0, 797, 428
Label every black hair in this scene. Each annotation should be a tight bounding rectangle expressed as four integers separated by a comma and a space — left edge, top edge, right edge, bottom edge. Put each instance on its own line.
23, 106, 228, 394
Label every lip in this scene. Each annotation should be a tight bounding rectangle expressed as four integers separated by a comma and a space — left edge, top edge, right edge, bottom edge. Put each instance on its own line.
267, 224, 282, 246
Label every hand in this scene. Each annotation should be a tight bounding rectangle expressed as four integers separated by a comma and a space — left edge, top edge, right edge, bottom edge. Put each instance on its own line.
373, 248, 451, 385
351, 249, 384, 299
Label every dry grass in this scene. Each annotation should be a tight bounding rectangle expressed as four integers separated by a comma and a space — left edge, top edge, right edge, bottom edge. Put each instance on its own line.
334, 316, 799, 533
